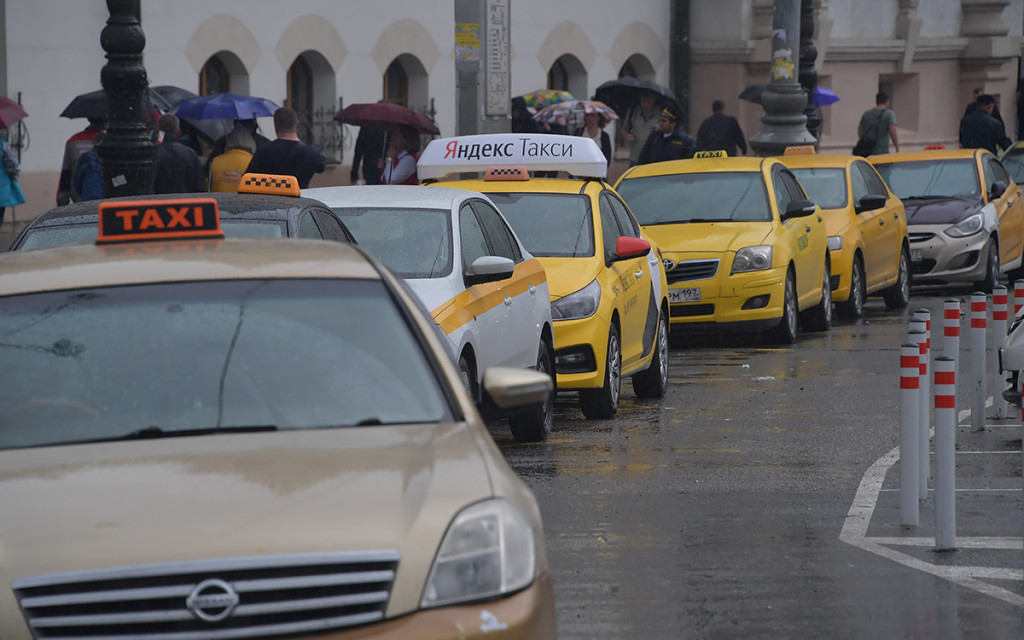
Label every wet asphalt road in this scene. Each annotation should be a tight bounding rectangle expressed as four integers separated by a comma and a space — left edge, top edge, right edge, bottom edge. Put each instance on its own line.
490, 288, 1024, 639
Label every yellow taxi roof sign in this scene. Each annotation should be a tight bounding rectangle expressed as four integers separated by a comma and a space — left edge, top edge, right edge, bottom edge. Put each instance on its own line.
238, 173, 300, 196
96, 197, 223, 244
693, 150, 727, 158
783, 145, 816, 155
418, 133, 608, 180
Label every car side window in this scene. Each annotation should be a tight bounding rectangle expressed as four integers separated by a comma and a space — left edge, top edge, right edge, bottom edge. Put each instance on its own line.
990, 157, 1011, 186
298, 211, 324, 239
855, 161, 889, 197
772, 168, 797, 216
310, 209, 350, 242
598, 193, 622, 260
459, 203, 490, 275
850, 163, 871, 205
606, 192, 641, 238
471, 200, 521, 262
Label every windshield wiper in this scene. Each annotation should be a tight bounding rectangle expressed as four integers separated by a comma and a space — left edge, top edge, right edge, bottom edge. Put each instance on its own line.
120, 425, 279, 440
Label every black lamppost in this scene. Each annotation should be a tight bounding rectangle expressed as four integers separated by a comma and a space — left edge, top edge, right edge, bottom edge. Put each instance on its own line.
99, 0, 153, 197
799, 0, 822, 142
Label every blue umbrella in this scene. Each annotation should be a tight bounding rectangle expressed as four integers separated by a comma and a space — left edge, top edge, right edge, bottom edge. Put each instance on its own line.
812, 86, 840, 107
171, 92, 279, 120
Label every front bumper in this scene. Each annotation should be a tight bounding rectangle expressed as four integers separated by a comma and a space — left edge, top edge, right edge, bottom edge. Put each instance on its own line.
664, 265, 787, 333
907, 223, 989, 284
552, 312, 614, 390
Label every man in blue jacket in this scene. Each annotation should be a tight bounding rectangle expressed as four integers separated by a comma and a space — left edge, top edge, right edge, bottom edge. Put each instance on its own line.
960, 94, 1012, 155
637, 104, 696, 165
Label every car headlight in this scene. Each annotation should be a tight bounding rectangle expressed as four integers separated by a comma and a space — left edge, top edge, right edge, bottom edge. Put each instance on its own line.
421, 499, 536, 608
946, 213, 984, 238
550, 278, 601, 320
827, 236, 843, 252
732, 245, 773, 273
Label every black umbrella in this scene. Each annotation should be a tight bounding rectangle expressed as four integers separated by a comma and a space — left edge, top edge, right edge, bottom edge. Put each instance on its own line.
59, 88, 173, 119
594, 77, 677, 117
738, 85, 766, 104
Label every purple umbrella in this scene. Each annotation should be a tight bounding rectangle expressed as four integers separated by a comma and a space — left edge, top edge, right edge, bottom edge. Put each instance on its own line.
170, 92, 279, 120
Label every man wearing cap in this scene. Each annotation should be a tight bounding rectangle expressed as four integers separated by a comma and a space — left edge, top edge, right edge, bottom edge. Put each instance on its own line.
637, 105, 696, 165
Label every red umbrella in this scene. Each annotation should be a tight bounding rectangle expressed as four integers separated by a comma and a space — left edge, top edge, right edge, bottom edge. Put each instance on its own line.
0, 97, 28, 128
335, 102, 439, 135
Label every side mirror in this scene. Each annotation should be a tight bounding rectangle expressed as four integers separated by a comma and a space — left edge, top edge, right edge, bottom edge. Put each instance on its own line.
990, 180, 1007, 199
856, 194, 887, 213
610, 236, 651, 264
476, 366, 554, 421
784, 199, 817, 219
465, 255, 515, 286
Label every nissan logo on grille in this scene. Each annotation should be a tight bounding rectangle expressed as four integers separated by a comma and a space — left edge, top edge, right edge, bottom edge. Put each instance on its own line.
186, 578, 239, 622
663, 258, 676, 272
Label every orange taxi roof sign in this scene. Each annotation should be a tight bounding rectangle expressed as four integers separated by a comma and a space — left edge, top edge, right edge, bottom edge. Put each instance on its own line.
97, 198, 223, 244
783, 145, 816, 155
238, 173, 301, 196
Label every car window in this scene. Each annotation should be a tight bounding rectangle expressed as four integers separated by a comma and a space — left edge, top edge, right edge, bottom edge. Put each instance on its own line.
0, 279, 452, 450
873, 159, 981, 199
298, 211, 324, 239
484, 192, 595, 258
310, 208, 352, 242
16, 223, 95, 250
606, 192, 641, 238
789, 168, 848, 209
772, 168, 796, 216
331, 207, 453, 278
616, 172, 772, 224
460, 203, 492, 274
597, 194, 620, 260
471, 199, 520, 262
983, 156, 1011, 196
1001, 150, 1024, 185
849, 164, 870, 205
855, 161, 889, 197
220, 221, 285, 238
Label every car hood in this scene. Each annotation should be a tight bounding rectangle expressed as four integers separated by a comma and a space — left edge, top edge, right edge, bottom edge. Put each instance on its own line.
640, 222, 773, 256
0, 424, 493, 623
536, 256, 603, 299
901, 196, 983, 225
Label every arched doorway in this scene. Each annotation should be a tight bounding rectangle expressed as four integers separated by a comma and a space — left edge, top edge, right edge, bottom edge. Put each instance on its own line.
199, 51, 249, 96
286, 50, 341, 163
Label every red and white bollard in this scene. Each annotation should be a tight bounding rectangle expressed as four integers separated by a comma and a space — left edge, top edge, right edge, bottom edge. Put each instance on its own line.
900, 343, 921, 527
1014, 279, 1024, 315
934, 356, 957, 551
943, 298, 961, 363
993, 285, 1009, 418
909, 318, 930, 500
970, 292, 987, 432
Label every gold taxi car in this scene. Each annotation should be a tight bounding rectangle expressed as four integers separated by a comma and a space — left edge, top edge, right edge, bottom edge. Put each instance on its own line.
871, 147, 1024, 292
0, 198, 557, 639
780, 148, 911, 319
614, 151, 832, 343
418, 134, 670, 420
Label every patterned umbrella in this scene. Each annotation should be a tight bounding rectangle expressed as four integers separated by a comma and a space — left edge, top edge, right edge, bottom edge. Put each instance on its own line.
0, 97, 28, 128
532, 100, 619, 127
518, 90, 575, 110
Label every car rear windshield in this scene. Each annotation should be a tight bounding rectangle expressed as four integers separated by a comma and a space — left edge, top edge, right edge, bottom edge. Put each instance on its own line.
616, 172, 772, 224
483, 192, 594, 258
0, 279, 452, 449
15, 220, 286, 251
788, 168, 849, 209
331, 207, 453, 278
873, 158, 981, 199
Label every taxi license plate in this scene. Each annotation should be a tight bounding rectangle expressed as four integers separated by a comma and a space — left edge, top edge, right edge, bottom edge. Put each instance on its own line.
670, 288, 701, 303
911, 249, 924, 262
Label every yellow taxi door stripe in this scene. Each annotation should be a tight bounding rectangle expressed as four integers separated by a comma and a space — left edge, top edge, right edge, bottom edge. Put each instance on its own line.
433, 259, 546, 334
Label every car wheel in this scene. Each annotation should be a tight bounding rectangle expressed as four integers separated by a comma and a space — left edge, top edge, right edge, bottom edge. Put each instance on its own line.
632, 308, 669, 398
975, 239, 999, 294
457, 353, 477, 400
837, 256, 865, 320
580, 324, 621, 419
767, 269, 798, 344
883, 248, 911, 309
509, 337, 555, 442
800, 254, 832, 332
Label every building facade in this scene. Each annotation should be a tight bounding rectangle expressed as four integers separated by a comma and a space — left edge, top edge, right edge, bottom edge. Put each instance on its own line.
1, 0, 1022, 222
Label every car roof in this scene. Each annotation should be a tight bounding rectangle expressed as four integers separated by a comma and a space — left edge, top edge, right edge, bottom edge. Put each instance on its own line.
0, 238, 381, 297
303, 184, 490, 209
870, 148, 987, 164
778, 154, 860, 169
618, 155, 779, 179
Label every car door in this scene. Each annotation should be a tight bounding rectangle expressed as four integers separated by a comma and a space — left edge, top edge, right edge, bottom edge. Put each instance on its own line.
598, 191, 647, 370
470, 198, 541, 370
772, 167, 822, 308
983, 154, 1024, 269
608, 191, 662, 363
459, 201, 513, 371
855, 160, 904, 288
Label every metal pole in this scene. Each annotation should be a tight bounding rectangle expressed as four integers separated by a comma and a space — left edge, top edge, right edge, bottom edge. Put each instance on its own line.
909, 318, 929, 500
970, 292, 987, 432
900, 343, 920, 527
934, 356, 957, 551
992, 285, 1009, 418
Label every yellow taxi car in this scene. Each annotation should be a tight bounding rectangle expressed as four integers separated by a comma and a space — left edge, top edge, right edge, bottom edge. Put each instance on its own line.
0, 198, 557, 639
613, 150, 832, 343
780, 148, 911, 319
871, 147, 1024, 292
417, 133, 670, 420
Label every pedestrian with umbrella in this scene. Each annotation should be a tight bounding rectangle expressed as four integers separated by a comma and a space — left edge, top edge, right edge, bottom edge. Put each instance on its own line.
334, 102, 439, 184
379, 124, 420, 185
696, 99, 747, 156
246, 107, 326, 188
56, 117, 104, 206
151, 113, 205, 194
0, 101, 27, 226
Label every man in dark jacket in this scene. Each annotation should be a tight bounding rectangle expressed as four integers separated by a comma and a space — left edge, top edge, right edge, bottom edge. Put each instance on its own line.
246, 107, 326, 188
350, 126, 387, 185
696, 100, 747, 156
151, 113, 206, 194
637, 104, 696, 165
959, 94, 1011, 155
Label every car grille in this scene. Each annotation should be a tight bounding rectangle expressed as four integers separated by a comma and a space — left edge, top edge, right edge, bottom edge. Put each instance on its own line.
909, 232, 934, 243
12, 551, 400, 640
671, 303, 715, 317
665, 259, 718, 285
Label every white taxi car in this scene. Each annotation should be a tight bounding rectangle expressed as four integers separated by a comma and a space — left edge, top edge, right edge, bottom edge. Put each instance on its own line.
303, 185, 555, 442
418, 133, 670, 420
0, 197, 557, 639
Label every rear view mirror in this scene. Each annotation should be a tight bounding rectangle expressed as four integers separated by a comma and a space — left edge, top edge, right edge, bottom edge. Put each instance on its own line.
611, 236, 651, 264
856, 194, 887, 213
990, 180, 1007, 199
465, 256, 515, 286
784, 199, 817, 218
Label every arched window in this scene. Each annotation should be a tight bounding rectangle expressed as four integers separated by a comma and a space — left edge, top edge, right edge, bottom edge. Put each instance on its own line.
384, 60, 408, 106
548, 59, 569, 92
287, 56, 315, 140
200, 57, 230, 95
